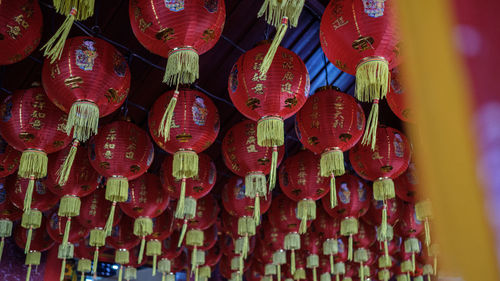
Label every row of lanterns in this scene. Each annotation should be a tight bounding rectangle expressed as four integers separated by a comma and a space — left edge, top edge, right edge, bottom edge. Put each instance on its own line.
0, 0, 432, 281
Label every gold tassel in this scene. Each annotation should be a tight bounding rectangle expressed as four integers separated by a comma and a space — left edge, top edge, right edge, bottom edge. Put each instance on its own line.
19, 149, 48, 179
257, 117, 284, 148
416, 200, 433, 248
320, 273, 331, 281
245, 172, 267, 198
115, 249, 130, 265
293, 268, 306, 280
186, 229, 204, 248
158, 258, 171, 274
134, 217, 153, 264
0, 219, 13, 261
147, 240, 162, 276
104, 202, 117, 237
162, 273, 166, 281
173, 150, 198, 180
65, 101, 100, 142
138, 237, 146, 264
21, 209, 42, 254
199, 266, 211, 279
291, 249, 296, 275
269, 146, 279, 192
361, 100, 379, 150
175, 178, 187, 218
105, 177, 129, 235
320, 149, 345, 178
184, 196, 197, 220
77, 259, 91, 281
164, 48, 199, 85
25, 251, 41, 281
378, 269, 390, 281
277, 264, 281, 281
23, 177, 35, 212
359, 262, 364, 281
284, 232, 300, 251
118, 266, 124, 281
238, 217, 256, 237
41, 7, 77, 63
330, 175, 337, 209
355, 58, 389, 103
56, 140, 79, 186
257, 0, 305, 27
61, 217, 72, 247
265, 264, 276, 276
378, 255, 392, 268
178, 220, 188, 247
297, 199, 316, 234
124, 267, 137, 281
58, 243, 75, 281
381, 201, 388, 238
93, 247, 100, 275
254, 195, 261, 225
259, 19, 288, 78
348, 235, 353, 261
159, 91, 179, 142
340, 217, 358, 261
53, 0, 94, 20
59, 195, 81, 217
307, 254, 319, 269
329, 254, 334, 274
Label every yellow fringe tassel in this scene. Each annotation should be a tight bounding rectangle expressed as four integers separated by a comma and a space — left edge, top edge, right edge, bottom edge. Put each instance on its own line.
53, 0, 94, 20
175, 178, 187, 219
158, 258, 171, 274
24, 177, 35, 212
21, 209, 42, 254
159, 91, 179, 142
173, 150, 198, 180
118, 266, 123, 281
238, 216, 256, 237
124, 267, 137, 281
277, 264, 281, 281
245, 172, 267, 198
291, 249, 296, 275
56, 140, 79, 186
146, 240, 162, 276
41, 7, 76, 63
378, 269, 390, 281
65, 101, 100, 142
257, 0, 305, 27
62, 217, 72, 247
269, 147, 278, 192
257, 117, 284, 147
320, 149, 345, 178
104, 202, 117, 237
297, 199, 316, 234
355, 58, 389, 103
134, 217, 153, 264
330, 175, 337, 209
93, 247, 100, 274
361, 100, 379, 150
254, 195, 261, 225
59, 195, 81, 217
25, 251, 41, 281
293, 268, 306, 280
320, 272, 331, 281
178, 220, 188, 247
164, 48, 199, 86
259, 20, 288, 78
0, 219, 11, 261
77, 259, 91, 281
115, 249, 130, 265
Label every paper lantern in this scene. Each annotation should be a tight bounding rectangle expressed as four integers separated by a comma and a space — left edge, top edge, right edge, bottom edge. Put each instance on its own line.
228, 42, 309, 180
395, 202, 424, 273
0, 0, 43, 65
387, 66, 413, 123
321, 173, 371, 262
352, 222, 376, 281
279, 150, 329, 234
0, 177, 22, 260
349, 125, 410, 240
88, 120, 154, 236
394, 162, 418, 203
119, 173, 169, 264
222, 119, 284, 204
363, 197, 399, 259
161, 152, 216, 221
199, 243, 222, 280
145, 206, 175, 276
295, 86, 365, 208
158, 231, 184, 280
313, 205, 341, 273
0, 136, 21, 178
107, 215, 141, 276
303, 231, 321, 281
0, 87, 71, 214
320, 0, 400, 147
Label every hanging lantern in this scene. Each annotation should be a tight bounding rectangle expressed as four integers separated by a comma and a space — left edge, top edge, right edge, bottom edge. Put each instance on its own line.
0, 136, 21, 178
14, 217, 55, 281
352, 221, 376, 281
158, 231, 184, 281
78, 188, 122, 275
119, 173, 169, 264
395, 201, 424, 274
0, 177, 22, 261
320, 0, 400, 148
220, 252, 253, 281
145, 206, 175, 276
222, 175, 272, 258
149, 89, 219, 219
331, 238, 349, 281
107, 215, 141, 280
321, 173, 371, 262
88, 120, 154, 236
303, 231, 321, 281
254, 239, 277, 281
120, 246, 147, 281
295, 86, 365, 209
186, 225, 218, 281
41, 0, 96, 62
228, 42, 310, 184
0, 0, 43, 65
220, 233, 257, 261
314, 205, 341, 274
387, 66, 413, 123
290, 250, 307, 281
7, 175, 59, 253
279, 150, 329, 234
363, 197, 399, 260
0, 87, 71, 217
222, 119, 284, 206
257, 219, 287, 281
46, 210, 89, 281
199, 242, 222, 281
349, 125, 410, 240
161, 152, 216, 222
268, 194, 312, 275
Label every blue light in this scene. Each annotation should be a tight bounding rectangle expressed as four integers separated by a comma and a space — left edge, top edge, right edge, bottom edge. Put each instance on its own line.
112, 265, 119, 270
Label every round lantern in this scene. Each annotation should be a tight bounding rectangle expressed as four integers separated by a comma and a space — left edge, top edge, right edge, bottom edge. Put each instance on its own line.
88, 120, 154, 236
295, 86, 365, 208
78, 188, 122, 275
199, 242, 222, 280
119, 173, 169, 264
320, 0, 400, 148
352, 221, 376, 281
158, 231, 184, 280
161, 152, 216, 221
221, 211, 260, 262
313, 205, 341, 273
150, 88, 218, 219
7, 175, 59, 253
363, 197, 399, 259
186, 225, 218, 281
258, 219, 287, 281
107, 215, 141, 276
387, 66, 413, 123
318, 253, 333, 281
0, 136, 21, 178
349, 125, 410, 239
222, 119, 284, 205
222, 175, 272, 258
0, 87, 72, 214
228, 42, 310, 181
42, 36, 131, 185
395, 201, 424, 273
303, 231, 321, 281
146, 206, 175, 276
321, 173, 371, 262
279, 150, 329, 234
0, 0, 43, 65
120, 246, 147, 281
0, 177, 22, 260
14, 218, 55, 281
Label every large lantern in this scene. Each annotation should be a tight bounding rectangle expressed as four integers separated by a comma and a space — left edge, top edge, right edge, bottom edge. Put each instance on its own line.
363, 197, 399, 259
222, 119, 284, 205
279, 150, 329, 234
149, 89, 219, 220
349, 125, 410, 238
352, 221, 376, 281
160, 152, 216, 221
42, 36, 131, 184
107, 215, 141, 279
321, 173, 371, 261
0, 0, 43, 65
320, 0, 400, 147
186, 225, 218, 281
303, 231, 321, 281
395, 201, 424, 273
88, 120, 154, 235
146, 206, 175, 276
295, 86, 365, 208
0, 87, 71, 214
119, 173, 169, 264
313, 205, 341, 273
199, 242, 222, 281
0, 177, 22, 260
78, 187, 122, 274
0, 136, 21, 178
228, 42, 310, 181
158, 231, 184, 280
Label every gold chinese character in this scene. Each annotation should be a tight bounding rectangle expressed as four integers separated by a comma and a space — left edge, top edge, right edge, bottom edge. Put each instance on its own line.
30, 119, 42, 130
371, 146, 383, 160
6, 25, 20, 39
246, 136, 256, 145
282, 61, 294, 69
282, 71, 294, 81
104, 150, 113, 159
156, 27, 174, 41
106, 133, 117, 142
251, 72, 267, 82
64, 76, 83, 89
332, 16, 349, 30
13, 15, 29, 29
252, 83, 266, 95
281, 82, 292, 94
31, 111, 46, 119
139, 18, 152, 32
202, 29, 215, 42
255, 53, 265, 61
51, 64, 61, 79
253, 62, 262, 71
127, 143, 137, 151
246, 145, 258, 153
104, 143, 115, 150
125, 151, 135, 160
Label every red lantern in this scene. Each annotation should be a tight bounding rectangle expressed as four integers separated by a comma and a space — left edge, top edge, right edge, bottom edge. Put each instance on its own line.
0, 177, 21, 260
222, 119, 285, 200
228, 43, 310, 181
119, 173, 169, 264
199, 243, 222, 280
394, 162, 418, 203
387, 67, 413, 123
0, 87, 71, 213
349, 125, 410, 242
157, 230, 184, 279
107, 215, 141, 272
143, 206, 175, 276
303, 231, 322, 281
14, 217, 55, 281
319, 254, 333, 281
129, 0, 225, 85
363, 197, 399, 259
321, 173, 371, 262
320, 0, 400, 147
0, 0, 43, 65
352, 222, 376, 281
89, 120, 154, 236
314, 206, 341, 273
149, 89, 219, 220
186, 225, 218, 280
78, 188, 122, 272
396, 201, 424, 274
160, 151, 216, 221
279, 150, 329, 234
295, 87, 365, 208
120, 246, 148, 281
0, 136, 21, 178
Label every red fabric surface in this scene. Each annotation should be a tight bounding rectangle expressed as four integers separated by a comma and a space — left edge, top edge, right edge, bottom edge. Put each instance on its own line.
321, 173, 371, 219
313, 204, 341, 239
78, 188, 122, 229
221, 175, 272, 217
174, 194, 218, 231
0, 177, 22, 221
14, 216, 55, 252
387, 66, 414, 123
147, 206, 175, 241
395, 201, 424, 239
268, 194, 312, 234
106, 215, 140, 250
352, 220, 376, 249
45, 210, 89, 244
394, 161, 418, 203
363, 197, 400, 226
7, 175, 59, 211
119, 173, 169, 219
160, 230, 183, 260
0, 136, 21, 178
